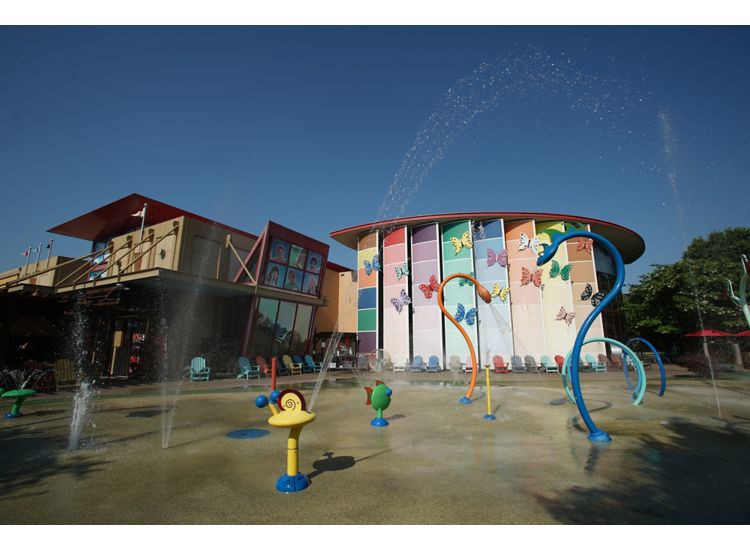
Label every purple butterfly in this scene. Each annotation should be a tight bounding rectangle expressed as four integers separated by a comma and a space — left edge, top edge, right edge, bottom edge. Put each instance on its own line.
390, 288, 412, 313
487, 248, 508, 268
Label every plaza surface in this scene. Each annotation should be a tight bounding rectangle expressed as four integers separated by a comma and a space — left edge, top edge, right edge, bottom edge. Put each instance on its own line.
1, 367, 749, 524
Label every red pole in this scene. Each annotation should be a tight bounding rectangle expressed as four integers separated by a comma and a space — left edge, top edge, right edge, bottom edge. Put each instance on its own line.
271, 357, 277, 391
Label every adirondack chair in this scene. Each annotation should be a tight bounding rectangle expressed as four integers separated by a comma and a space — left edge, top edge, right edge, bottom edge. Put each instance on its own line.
410, 355, 426, 372
256, 356, 272, 377
587, 353, 607, 373
275, 356, 289, 376
554, 355, 565, 371
237, 356, 260, 379
303, 355, 322, 373
541, 355, 559, 374
293, 354, 311, 373
448, 355, 463, 371
492, 355, 509, 373
283, 354, 302, 375
426, 355, 440, 372
510, 355, 526, 373
188, 356, 210, 381
524, 355, 539, 372
53, 358, 76, 390
356, 353, 371, 372
393, 355, 408, 372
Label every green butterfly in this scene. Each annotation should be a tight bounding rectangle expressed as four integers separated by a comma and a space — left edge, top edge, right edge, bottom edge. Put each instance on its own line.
458, 272, 475, 287
549, 260, 572, 281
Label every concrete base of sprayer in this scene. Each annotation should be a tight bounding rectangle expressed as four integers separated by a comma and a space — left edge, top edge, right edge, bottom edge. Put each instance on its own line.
459, 397, 472, 404
371, 417, 389, 427
588, 431, 612, 443
275, 472, 311, 493
483, 414, 496, 421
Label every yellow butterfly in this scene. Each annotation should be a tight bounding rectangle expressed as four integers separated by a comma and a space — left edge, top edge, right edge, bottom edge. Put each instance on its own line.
490, 283, 510, 302
449, 231, 473, 254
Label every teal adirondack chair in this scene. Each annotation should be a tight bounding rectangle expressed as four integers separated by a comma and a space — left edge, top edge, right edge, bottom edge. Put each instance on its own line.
237, 356, 260, 379
541, 355, 559, 374
587, 353, 607, 373
188, 356, 210, 381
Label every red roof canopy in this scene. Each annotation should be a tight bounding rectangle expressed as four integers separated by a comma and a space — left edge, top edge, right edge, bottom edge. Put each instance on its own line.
684, 329, 736, 337
48, 193, 257, 243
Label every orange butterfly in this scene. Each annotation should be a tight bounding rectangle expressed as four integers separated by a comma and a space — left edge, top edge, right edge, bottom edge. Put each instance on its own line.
418, 275, 440, 300
576, 238, 593, 253
520, 267, 542, 287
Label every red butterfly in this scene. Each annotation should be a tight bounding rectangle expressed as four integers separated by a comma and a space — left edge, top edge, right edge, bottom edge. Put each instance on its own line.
418, 275, 440, 299
576, 238, 593, 253
520, 267, 542, 287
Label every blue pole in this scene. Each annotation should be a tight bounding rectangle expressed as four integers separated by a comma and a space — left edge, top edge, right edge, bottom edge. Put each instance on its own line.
537, 230, 625, 443
626, 337, 667, 398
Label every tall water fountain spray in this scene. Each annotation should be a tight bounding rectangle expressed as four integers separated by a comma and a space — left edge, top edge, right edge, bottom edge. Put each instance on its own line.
67, 294, 98, 451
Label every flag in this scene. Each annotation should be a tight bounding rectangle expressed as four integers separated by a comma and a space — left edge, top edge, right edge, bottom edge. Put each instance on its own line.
21, 249, 29, 257
131, 207, 145, 218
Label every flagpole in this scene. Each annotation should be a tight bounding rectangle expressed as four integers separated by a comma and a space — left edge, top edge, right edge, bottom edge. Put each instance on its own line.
34, 242, 42, 272
45, 239, 54, 270
22, 246, 31, 276
139, 203, 147, 243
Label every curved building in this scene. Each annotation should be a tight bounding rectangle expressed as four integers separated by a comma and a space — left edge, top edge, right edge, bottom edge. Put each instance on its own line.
331, 212, 645, 370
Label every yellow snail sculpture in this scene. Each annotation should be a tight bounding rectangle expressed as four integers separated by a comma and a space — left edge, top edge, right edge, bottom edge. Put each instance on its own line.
255, 388, 316, 493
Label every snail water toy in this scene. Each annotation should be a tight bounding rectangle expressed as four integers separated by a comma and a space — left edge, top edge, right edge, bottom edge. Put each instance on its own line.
255, 388, 316, 493
364, 380, 392, 427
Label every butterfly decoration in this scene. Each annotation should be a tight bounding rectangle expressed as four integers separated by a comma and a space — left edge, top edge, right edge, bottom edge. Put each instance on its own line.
590, 291, 606, 307
394, 262, 409, 281
363, 254, 381, 275
556, 306, 575, 326
576, 238, 593, 253
418, 275, 440, 300
490, 283, 510, 302
518, 233, 540, 255
580, 283, 593, 301
390, 289, 412, 313
549, 260, 572, 281
472, 221, 486, 241
487, 248, 508, 268
520, 266, 543, 287
458, 272, 475, 286
450, 231, 473, 254
454, 303, 478, 326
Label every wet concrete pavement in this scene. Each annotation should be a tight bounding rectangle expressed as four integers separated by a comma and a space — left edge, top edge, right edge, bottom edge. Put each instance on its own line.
1, 366, 749, 524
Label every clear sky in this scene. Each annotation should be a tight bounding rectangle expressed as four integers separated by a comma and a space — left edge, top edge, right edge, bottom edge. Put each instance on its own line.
1, 25, 748, 286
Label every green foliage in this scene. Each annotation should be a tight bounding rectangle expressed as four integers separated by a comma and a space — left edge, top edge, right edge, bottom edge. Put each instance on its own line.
623, 227, 750, 350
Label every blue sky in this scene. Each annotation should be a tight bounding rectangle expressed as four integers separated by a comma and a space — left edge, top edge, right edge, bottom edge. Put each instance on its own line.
1, 25, 748, 286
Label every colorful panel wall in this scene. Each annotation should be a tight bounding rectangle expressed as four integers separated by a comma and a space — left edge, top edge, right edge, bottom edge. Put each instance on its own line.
410, 223, 443, 367
381, 226, 410, 364
505, 220, 546, 365
570, 227, 605, 357
357, 232, 379, 353
537, 221, 578, 361
472, 219, 514, 365
441, 220, 478, 367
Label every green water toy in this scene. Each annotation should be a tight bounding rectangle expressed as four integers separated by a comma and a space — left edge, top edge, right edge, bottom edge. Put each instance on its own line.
2, 388, 36, 418
364, 380, 392, 427
727, 254, 750, 329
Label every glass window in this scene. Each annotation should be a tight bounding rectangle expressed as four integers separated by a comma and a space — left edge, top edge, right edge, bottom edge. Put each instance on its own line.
291, 305, 313, 354
302, 272, 320, 295
268, 239, 290, 264
249, 298, 279, 358
263, 262, 287, 288
271, 301, 297, 355
284, 268, 303, 292
306, 252, 322, 274
289, 245, 307, 270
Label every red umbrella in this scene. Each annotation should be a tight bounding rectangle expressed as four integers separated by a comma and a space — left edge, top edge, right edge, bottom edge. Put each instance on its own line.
684, 329, 735, 337
733, 330, 750, 337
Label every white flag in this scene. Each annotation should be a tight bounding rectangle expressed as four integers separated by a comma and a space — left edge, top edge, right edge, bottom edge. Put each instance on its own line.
131, 207, 145, 218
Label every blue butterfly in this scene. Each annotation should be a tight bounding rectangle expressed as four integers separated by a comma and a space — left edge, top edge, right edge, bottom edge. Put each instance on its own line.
363, 254, 381, 275
390, 288, 412, 313
394, 262, 409, 281
454, 303, 478, 326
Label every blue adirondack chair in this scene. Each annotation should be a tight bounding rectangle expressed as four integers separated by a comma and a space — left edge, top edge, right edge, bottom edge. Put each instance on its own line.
188, 356, 210, 381
410, 355, 425, 372
426, 355, 440, 372
303, 355, 322, 373
237, 356, 260, 379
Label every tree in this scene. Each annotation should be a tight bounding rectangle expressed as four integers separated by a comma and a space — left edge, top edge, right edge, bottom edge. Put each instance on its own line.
623, 227, 750, 352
